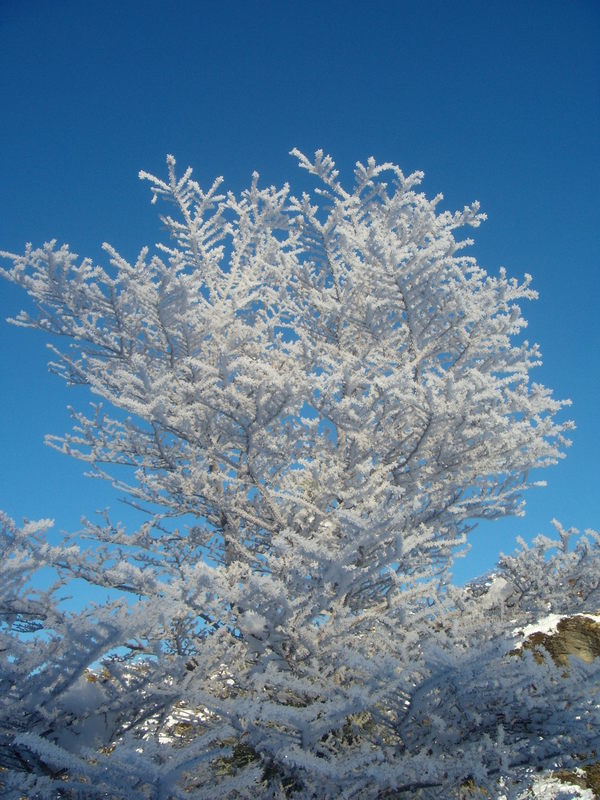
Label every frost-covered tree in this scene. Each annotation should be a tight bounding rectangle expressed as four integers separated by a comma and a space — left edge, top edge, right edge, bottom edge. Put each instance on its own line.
1, 151, 598, 799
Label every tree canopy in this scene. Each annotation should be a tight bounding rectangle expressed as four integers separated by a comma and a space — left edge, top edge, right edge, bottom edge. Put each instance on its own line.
0, 151, 598, 799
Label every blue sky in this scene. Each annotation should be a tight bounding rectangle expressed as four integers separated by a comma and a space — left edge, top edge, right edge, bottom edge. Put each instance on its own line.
0, 0, 598, 585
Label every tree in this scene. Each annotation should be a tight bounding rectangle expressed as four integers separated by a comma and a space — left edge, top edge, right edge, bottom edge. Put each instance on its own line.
1, 151, 598, 799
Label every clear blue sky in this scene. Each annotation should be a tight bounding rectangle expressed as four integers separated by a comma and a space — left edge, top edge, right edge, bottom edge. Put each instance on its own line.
1, 0, 598, 585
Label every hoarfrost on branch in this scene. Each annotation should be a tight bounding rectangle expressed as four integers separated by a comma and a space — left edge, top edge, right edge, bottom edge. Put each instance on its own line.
0, 151, 597, 799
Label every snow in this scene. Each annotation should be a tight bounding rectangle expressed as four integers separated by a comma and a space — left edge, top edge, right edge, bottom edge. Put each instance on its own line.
517, 613, 600, 640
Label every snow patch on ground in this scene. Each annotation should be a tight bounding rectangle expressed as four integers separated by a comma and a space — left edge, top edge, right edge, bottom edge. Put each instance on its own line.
517, 774, 596, 799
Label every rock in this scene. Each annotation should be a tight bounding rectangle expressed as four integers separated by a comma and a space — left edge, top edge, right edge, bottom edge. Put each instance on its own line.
519, 615, 600, 669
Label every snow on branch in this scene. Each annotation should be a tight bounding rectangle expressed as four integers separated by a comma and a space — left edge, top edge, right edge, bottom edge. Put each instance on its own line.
0, 151, 595, 799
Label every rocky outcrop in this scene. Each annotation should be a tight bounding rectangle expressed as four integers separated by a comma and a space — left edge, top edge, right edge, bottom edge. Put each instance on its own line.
517, 614, 600, 669
511, 614, 600, 798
